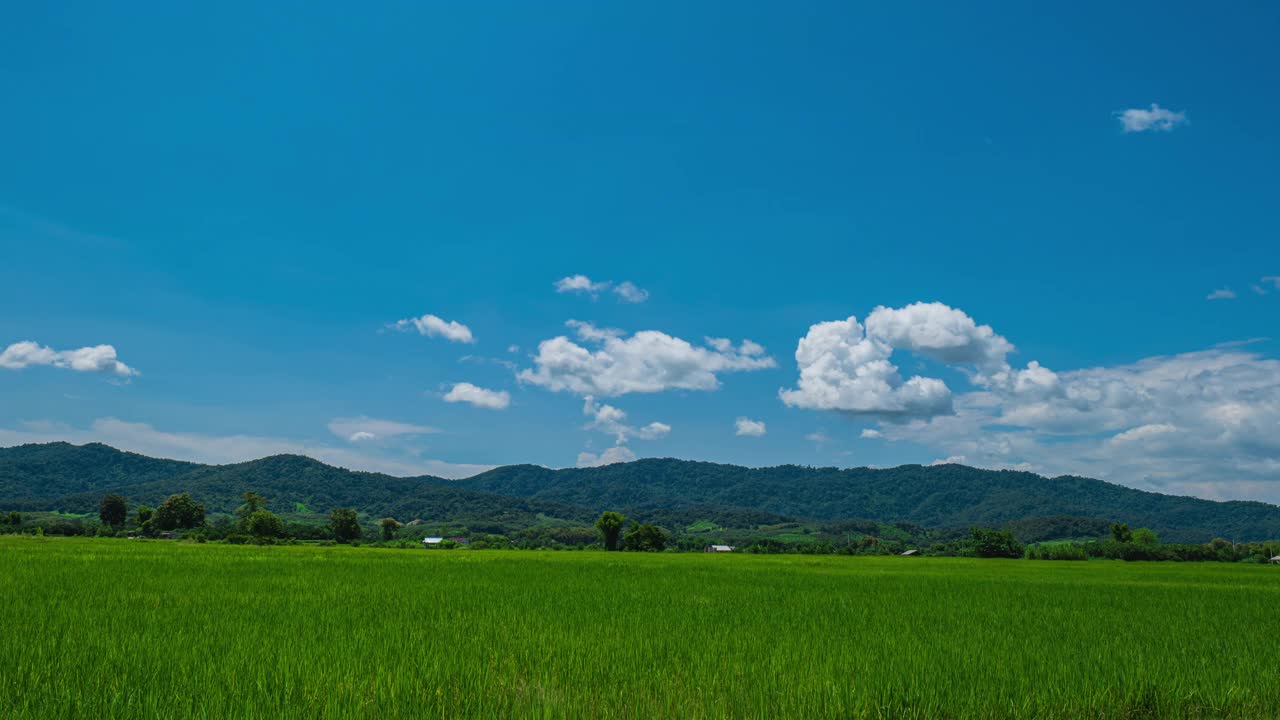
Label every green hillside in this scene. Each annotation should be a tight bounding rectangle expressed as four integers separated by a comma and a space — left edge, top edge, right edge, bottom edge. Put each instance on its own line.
451, 458, 1280, 542
3, 443, 1279, 541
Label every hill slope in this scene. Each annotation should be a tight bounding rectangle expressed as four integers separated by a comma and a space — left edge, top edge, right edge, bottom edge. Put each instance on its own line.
450, 459, 1280, 543
0, 443, 593, 529
3, 443, 1279, 541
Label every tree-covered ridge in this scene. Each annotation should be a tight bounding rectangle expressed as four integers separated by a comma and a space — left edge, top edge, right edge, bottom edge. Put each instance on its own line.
4, 443, 1280, 542
451, 459, 1280, 542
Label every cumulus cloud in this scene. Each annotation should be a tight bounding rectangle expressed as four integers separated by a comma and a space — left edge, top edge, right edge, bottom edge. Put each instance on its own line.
389, 314, 474, 343
860, 345, 1280, 502
860, 428, 882, 439
0, 341, 138, 377
327, 417, 439, 442
2, 418, 490, 479
735, 417, 767, 437
554, 275, 610, 297
576, 445, 636, 468
783, 300, 1280, 501
1207, 288, 1237, 300
582, 396, 669, 443
442, 382, 511, 410
780, 302, 1067, 420
1117, 104, 1188, 133
613, 281, 650, 304
519, 327, 775, 397
554, 275, 649, 303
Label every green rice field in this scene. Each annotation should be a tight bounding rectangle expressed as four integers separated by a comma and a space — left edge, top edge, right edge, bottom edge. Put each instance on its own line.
3, 536, 1279, 719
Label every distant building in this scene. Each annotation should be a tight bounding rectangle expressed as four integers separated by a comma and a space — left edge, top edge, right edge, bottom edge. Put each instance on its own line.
1271, 555, 1280, 564
704, 544, 735, 553
422, 537, 444, 547
900, 549, 919, 556
449, 537, 469, 545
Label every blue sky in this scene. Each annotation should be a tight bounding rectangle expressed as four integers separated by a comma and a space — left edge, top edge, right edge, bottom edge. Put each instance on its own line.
2, 3, 1279, 501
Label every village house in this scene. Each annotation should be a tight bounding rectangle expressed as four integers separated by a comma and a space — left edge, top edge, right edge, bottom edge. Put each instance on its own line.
704, 544, 735, 553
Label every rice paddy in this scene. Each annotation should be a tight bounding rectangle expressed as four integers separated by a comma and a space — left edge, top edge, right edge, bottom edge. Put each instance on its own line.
3, 536, 1279, 719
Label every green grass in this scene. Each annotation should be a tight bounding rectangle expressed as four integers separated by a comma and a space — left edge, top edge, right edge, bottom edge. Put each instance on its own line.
2, 537, 1279, 719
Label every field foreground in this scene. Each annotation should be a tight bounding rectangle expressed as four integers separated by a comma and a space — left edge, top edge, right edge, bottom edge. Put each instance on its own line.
2, 537, 1279, 719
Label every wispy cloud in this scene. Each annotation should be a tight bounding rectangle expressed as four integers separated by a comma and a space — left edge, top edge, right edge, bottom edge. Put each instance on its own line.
327, 416, 439, 443
554, 274, 650, 303
388, 314, 474, 343
1, 418, 489, 479
1206, 288, 1237, 301
1117, 103, 1188, 133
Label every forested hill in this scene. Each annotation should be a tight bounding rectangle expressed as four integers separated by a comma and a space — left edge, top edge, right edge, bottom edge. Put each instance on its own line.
4, 442, 1280, 542
449, 459, 1280, 542
0, 443, 594, 529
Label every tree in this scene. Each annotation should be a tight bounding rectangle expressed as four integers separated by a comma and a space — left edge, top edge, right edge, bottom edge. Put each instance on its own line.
969, 527, 1024, 558
1131, 527, 1160, 546
135, 505, 154, 526
380, 517, 401, 542
595, 511, 626, 551
245, 510, 285, 539
623, 523, 668, 552
1111, 522, 1133, 543
7, 511, 23, 527
99, 494, 128, 527
236, 491, 266, 521
153, 493, 206, 531
330, 508, 362, 543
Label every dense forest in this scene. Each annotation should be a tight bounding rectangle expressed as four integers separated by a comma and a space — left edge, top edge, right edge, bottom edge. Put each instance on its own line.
4, 442, 1280, 543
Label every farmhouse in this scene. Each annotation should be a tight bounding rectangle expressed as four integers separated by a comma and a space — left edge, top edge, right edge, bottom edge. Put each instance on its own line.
704, 544, 735, 553
1271, 555, 1280, 564
422, 537, 444, 547
900, 549, 918, 556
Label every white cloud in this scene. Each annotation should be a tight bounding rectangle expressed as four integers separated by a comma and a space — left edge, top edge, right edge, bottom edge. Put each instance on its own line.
1, 418, 490, 479
576, 445, 636, 468
860, 345, 1280, 503
613, 281, 650, 304
785, 300, 1280, 501
860, 428, 882, 439
1207, 288, 1237, 300
0, 341, 138, 377
566, 319, 624, 342
636, 422, 671, 440
779, 313, 955, 419
442, 382, 511, 410
554, 275, 610, 297
781, 302, 1068, 420
582, 396, 669, 442
806, 432, 830, 444
735, 417, 767, 437
1261, 276, 1280, 290
519, 328, 775, 397
555, 275, 649, 303
507, 344, 520, 353
327, 417, 439, 442
1117, 104, 1188, 133
389, 314, 474, 343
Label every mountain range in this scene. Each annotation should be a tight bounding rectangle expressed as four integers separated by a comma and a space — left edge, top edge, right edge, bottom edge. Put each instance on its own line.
3, 441, 1279, 542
